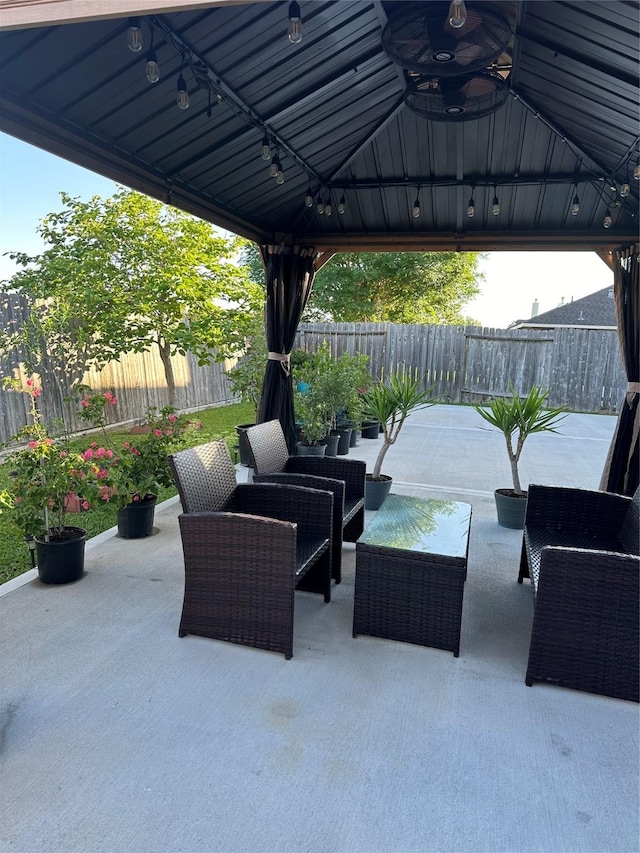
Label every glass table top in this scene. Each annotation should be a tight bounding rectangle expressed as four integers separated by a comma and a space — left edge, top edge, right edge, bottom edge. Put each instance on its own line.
358, 494, 471, 558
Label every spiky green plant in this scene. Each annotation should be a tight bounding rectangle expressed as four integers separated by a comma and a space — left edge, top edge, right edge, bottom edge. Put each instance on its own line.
474, 385, 567, 496
363, 373, 436, 479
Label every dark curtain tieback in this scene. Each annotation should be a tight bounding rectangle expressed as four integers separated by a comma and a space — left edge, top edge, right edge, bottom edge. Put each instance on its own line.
268, 352, 291, 376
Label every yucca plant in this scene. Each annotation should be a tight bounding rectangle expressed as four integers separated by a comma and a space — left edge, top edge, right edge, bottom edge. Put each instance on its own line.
363, 373, 437, 480
474, 385, 567, 496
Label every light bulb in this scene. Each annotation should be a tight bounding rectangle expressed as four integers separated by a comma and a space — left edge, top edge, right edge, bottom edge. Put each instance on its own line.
269, 161, 278, 178
128, 19, 143, 52
448, 0, 467, 29
634, 164, 640, 181
338, 196, 346, 215
325, 200, 332, 216
412, 198, 420, 218
492, 194, 500, 216
261, 136, 271, 161
288, 1, 302, 44
177, 74, 189, 110
316, 198, 325, 215
305, 190, 314, 208
571, 193, 580, 216
603, 214, 613, 228
619, 183, 630, 198
275, 163, 285, 184
467, 196, 475, 218
146, 53, 160, 84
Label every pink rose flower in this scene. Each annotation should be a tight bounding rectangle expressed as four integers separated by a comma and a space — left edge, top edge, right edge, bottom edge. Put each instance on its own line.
81, 399, 89, 408
82, 449, 94, 460
105, 449, 114, 458
33, 388, 42, 397
168, 414, 176, 422
154, 429, 163, 437
81, 500, 90, 510
28, 440, 38, 448
26, 378, 33, 387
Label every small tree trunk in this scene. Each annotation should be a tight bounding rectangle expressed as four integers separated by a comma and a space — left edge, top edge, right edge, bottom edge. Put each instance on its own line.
372, 441, 391, 479
157, 339, 176, 407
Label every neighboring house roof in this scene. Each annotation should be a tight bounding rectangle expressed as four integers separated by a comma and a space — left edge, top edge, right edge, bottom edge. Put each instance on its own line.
512, 287, 617, 330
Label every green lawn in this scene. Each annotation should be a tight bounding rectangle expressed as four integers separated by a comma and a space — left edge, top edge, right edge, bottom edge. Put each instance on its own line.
0, 402, 254, 585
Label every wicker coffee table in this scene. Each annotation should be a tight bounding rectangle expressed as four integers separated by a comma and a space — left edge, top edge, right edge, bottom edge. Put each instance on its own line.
353, 494, 472, 657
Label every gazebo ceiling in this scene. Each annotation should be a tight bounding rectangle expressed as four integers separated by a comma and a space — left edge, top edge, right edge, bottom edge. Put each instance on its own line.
0, 0, 638, 253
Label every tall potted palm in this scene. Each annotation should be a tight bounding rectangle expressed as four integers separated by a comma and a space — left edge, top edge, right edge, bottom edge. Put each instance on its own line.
362, 373, 436, 509
473, 385, 567, 528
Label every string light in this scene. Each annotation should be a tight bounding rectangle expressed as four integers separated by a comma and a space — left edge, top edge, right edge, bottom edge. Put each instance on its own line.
261, 136, 271, 161
571, 187, 580, 216
127, 18, 143, 52
305, 186, 314, 207
325, 197, 332, 216
176, 58, 189, 110
619, 183, 630, 198
274, 158, 285, 184
288, 1, 302, 44
448, 0, 467, 29
316, 196, 325, 215
145, 31, 159, 84
634, 163, 640, 181
603, 212, 613, 228
412, 195, 421, 218
338, 195, 346, 215
492, 188, 500, 216
467, 189, 475, 218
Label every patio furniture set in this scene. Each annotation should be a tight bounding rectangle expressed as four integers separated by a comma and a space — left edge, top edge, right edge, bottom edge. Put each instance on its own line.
169, 421, 639, 703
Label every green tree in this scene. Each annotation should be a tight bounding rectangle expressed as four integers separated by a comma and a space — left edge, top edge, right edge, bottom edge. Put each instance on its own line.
1, 189, 263, 408
306, 251, 484, 323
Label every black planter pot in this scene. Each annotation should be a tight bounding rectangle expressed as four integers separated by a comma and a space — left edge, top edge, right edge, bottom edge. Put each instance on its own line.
494, 488, 528, 529
320, 433, 340, 456
365, 475, 393, 510
361, 420, 380, 439
117, 496, 157, 538
332, 427, 352, 455
235, 424, 256, 467
35, 526, 86, 584
295, 442, 326, 457
349, 428, 358, 448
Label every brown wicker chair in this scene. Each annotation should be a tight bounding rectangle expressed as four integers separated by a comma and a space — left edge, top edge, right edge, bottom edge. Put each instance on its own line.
245, 420, 366, 584
168, 440, 333, 659
519, 484, 639, 701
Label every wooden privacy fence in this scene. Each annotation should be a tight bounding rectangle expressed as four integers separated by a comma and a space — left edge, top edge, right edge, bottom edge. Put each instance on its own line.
295, 323, 626, 414
0, 293, 238, 444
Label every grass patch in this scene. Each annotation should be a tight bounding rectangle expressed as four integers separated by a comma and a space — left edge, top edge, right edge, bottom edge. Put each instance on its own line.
0, 401, 254, 585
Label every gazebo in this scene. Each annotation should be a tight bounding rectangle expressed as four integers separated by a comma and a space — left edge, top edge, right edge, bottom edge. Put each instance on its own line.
0, 0, 638, 492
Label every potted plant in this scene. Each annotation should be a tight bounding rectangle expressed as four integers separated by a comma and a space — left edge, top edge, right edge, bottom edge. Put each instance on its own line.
0, 377, 105, 583
77, 392, 191, 537
473, 385, 567, 529
294, 386, 332, 455
362, 373, 436, 509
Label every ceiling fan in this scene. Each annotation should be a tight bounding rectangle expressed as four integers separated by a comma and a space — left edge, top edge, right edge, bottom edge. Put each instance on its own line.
382, 2, 512, 77
403, 70, 509, 121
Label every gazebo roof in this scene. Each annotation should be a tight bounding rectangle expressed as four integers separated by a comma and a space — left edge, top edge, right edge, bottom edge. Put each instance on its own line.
0, 0, 638, 255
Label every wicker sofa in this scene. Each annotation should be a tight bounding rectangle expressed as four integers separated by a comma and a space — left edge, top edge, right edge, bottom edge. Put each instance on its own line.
519, 484, 639, 702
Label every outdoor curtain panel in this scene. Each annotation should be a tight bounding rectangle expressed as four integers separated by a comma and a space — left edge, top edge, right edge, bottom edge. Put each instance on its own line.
258, 244, 317, 451
600, 245, 639, 496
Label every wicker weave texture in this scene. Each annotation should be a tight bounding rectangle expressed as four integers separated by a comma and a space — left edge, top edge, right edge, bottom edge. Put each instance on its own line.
169, 439, 333, 659
353, 546, 467, 657
519, 484, 640, 701
526, 547, 639, 702
247, 420, 366, 577
254, 472, 345, 583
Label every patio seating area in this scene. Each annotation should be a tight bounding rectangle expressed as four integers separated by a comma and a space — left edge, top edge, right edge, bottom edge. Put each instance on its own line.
1, 404, 638, 853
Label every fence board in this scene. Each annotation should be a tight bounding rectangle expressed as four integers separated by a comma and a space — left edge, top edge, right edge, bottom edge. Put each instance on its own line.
295, 322, 626, 414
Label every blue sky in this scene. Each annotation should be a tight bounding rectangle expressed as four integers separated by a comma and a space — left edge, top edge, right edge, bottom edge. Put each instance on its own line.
0, 132, 613, 328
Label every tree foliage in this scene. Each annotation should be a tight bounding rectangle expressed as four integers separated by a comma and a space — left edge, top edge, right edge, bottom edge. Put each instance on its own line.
306, 251, 484, 323
1, 189, 263, 406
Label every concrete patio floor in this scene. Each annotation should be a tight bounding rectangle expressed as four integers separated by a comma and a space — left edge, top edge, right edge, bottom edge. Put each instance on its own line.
1, 404, 638, 853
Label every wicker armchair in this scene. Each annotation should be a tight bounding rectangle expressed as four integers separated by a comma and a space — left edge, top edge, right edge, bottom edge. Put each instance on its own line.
519, 484, 639, 701
168, 440, 333, 659
245, 420, 366, 584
